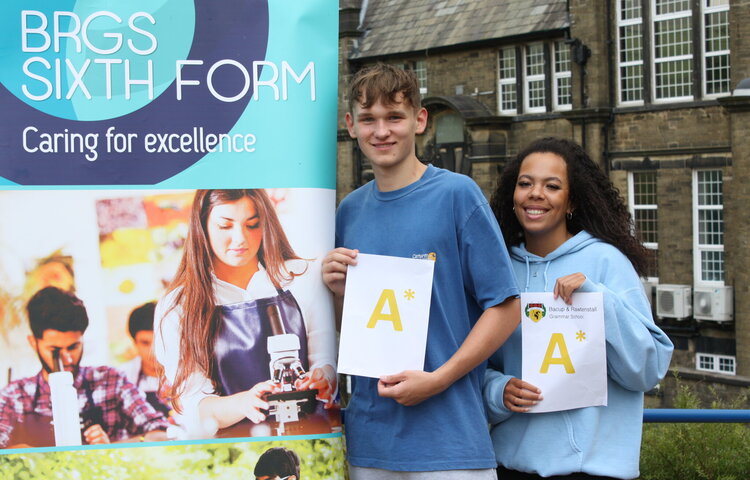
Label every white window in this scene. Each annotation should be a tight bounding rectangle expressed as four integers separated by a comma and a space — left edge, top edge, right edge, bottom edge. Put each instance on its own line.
498, 40, 570, 114
553, 41, 572, 110
696, 353, 735, 375
498, 47, 518, 114
702, 0, 730, 97
652, 0, 693, 102
617, 0, 731, 104
525, 43, 546, 113
617, 0, 645, 104
693, 170, 724, 285
394, 60, 427, 95
413, 60, 428, 95
629, 171, 658, 280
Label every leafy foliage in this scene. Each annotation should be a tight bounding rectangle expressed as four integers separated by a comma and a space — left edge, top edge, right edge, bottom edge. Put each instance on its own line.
0, 436, 347, 479
639, 382, 750, 480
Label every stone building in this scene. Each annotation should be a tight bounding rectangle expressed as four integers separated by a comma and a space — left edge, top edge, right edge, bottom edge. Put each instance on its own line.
337, 0, 750, 403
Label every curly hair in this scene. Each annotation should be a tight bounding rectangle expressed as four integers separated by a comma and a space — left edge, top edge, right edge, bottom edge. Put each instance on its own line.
490, 137, 649, 276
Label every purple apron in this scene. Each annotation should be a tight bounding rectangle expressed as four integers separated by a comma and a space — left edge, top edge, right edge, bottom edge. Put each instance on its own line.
214, 289, 308, 395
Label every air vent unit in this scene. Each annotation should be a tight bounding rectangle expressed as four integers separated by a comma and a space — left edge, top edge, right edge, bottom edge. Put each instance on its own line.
693, 286, 733, 322
655, 284, 692, 320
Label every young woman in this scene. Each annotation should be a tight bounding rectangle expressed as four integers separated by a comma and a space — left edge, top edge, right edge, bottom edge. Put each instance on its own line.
483, 138, 673, 479
154, 189, 336, 438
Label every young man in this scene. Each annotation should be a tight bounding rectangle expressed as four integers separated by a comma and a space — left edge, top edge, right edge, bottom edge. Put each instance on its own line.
254, 447, 300, 480
322, 63, 520, 478
0, 287, 168, 448
121, 301, 171, 416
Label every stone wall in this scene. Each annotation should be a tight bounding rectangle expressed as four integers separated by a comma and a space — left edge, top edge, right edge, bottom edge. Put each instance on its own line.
427, 49, 499, 112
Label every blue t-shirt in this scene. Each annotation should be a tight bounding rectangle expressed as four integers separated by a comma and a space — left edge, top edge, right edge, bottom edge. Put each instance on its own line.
336, 165, 518, 471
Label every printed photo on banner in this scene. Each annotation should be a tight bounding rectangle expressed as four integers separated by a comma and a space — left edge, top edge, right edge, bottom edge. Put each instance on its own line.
520, 292, 607, 413
1, 436, 346, 479
0, 188, 339, 450
0, 0, 341, 475
338, 253, 435, 378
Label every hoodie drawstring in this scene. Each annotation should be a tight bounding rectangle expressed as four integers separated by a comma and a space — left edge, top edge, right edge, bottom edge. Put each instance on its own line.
523, 256, 531, 292
523, 256, 553, 291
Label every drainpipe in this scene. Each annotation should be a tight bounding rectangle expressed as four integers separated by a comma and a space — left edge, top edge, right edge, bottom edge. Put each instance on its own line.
566, 37, 591, 150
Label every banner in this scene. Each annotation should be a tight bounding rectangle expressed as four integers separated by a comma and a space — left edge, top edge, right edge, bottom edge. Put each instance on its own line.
0, 1, 344, 478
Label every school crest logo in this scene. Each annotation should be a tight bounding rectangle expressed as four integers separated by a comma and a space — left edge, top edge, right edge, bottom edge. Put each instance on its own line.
525, 303, 546, 323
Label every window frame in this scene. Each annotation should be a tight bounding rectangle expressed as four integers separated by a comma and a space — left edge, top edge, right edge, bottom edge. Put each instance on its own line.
628, 170, 659, 281
524, 42, 547, 114
692, 169, 725, 286
701, 0, 731, 99
392, 60, 428, 95
498, 40, 571, 115
696, 352, 736, 375
651, 0, 694, 103
413, 59, 428, 95
553, 40, 572, 111
616, 0, 646, 106
616, 0, 732, 106
498, 46, 518, 114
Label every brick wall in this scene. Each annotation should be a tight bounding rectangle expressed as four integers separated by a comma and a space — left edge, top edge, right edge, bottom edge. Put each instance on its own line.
428, 49, 499, 111
724, 106, 750, 375
730, 0, 750, 86
655, 168, 694, 283
611, 107, 730, 152
507, 118, 575, 158
569, 0, 609, 108
725, 0, 750, 375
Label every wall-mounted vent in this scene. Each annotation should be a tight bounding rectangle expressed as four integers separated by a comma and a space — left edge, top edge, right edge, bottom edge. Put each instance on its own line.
655, 284, 692, 320
693, 286, 733, 322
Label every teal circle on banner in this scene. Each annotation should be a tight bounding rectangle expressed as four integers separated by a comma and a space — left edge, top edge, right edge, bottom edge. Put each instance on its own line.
0, 0, 195, 121
0, 0, 270, 185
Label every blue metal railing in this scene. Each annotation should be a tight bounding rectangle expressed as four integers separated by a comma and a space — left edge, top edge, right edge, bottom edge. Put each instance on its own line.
643, 408, 750, 423
342, 408, 750, 424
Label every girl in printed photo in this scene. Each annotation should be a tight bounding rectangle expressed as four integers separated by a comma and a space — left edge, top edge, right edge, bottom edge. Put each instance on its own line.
154, 189, 336, 438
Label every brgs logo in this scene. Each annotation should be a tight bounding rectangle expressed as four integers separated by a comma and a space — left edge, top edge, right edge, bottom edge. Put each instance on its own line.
525, 303, 546, 323
412, 252, 437, 261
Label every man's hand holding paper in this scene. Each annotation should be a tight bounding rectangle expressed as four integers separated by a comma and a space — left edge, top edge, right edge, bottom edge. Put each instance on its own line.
337, 253, 435, 380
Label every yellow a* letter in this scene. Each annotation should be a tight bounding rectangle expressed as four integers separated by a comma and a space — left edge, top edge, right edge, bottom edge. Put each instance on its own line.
366, 289, 403, 331
539, 333, 575, 374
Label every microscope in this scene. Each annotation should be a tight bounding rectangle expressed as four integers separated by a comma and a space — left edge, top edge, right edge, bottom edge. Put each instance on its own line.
264, 304, 317, 435
48, 350, 82, 446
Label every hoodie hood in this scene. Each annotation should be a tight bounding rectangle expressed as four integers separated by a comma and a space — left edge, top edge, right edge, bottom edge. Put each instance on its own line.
510, 231, 602, 292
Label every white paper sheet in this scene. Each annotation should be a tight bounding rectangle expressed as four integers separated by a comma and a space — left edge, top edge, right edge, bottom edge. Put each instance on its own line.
337, 253, 435, 378
521, 292, 607, 413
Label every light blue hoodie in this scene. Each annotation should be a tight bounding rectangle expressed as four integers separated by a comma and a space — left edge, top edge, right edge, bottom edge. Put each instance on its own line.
483, 231, 673, 479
